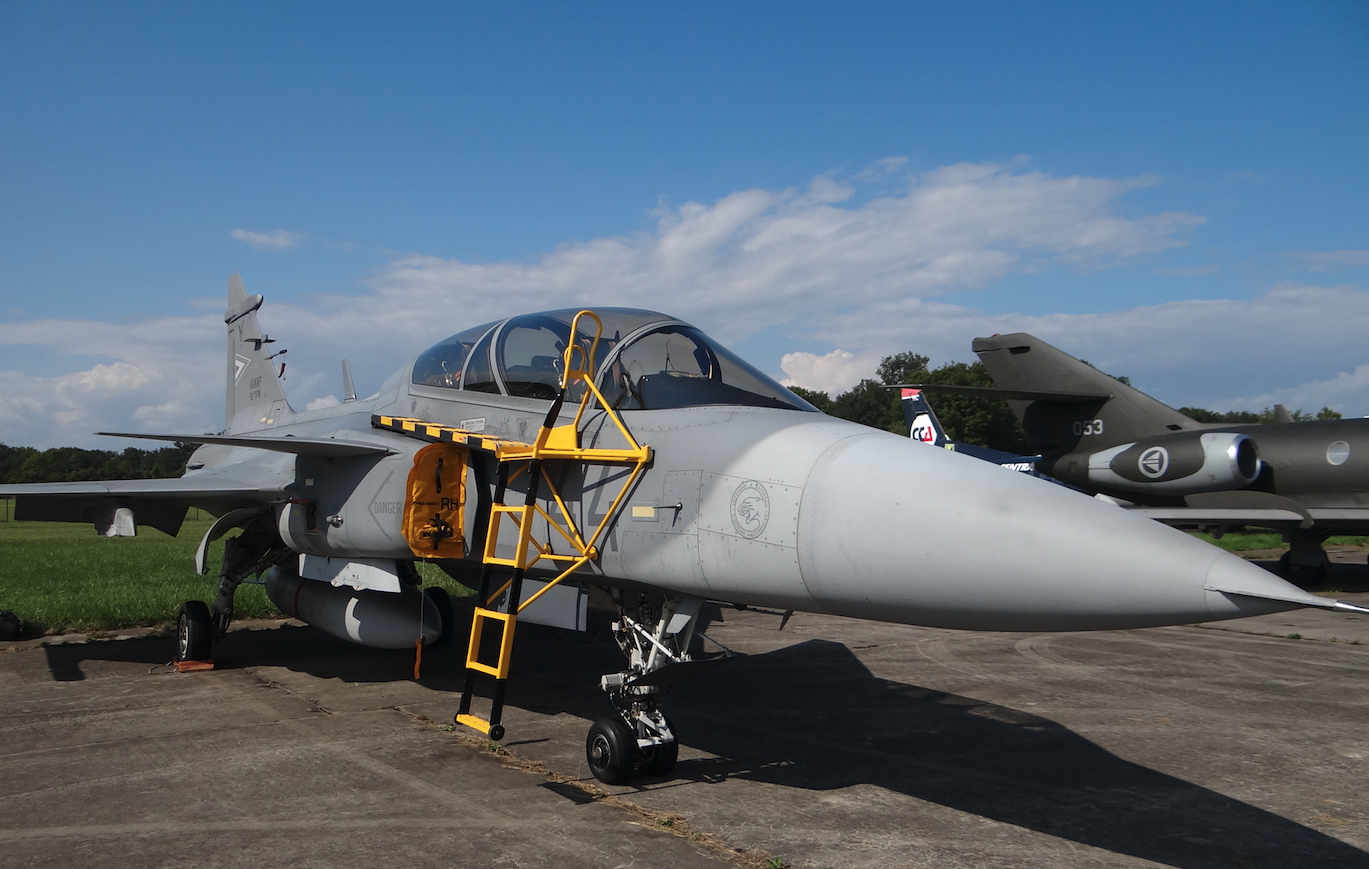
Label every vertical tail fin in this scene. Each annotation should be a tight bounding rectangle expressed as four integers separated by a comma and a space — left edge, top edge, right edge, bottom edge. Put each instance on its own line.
225, 274, 294, 433
902, 388, 947, 446
972, 332, 1196, 455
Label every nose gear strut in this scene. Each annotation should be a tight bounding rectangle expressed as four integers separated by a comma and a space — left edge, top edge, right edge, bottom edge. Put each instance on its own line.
586, 593, 734, 784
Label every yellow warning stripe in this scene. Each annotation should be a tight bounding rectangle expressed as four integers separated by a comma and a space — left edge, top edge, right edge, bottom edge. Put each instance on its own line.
372, 415, 527, 454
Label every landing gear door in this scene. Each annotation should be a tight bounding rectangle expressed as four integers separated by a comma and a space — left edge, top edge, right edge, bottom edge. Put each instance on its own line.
403, 443, 468, 559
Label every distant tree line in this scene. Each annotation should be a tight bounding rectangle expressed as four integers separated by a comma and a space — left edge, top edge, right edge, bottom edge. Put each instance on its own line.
790, 352, 1030, 453
0, 442, 197, 483
794, 351, 1344, 453
1178, 406, 1342, 424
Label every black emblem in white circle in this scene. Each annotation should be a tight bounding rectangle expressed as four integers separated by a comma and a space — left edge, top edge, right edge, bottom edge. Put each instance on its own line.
730, 480, 770, 539
1138, 446, 1170, 479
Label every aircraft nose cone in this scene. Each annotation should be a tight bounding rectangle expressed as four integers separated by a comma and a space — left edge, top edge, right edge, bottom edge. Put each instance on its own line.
796, 433, 1313, 631
1202, 549, 1334, 618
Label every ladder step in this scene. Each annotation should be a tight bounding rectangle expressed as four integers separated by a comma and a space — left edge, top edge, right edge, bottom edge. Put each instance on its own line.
455, 713, 492, 735
465, 607, 516, 680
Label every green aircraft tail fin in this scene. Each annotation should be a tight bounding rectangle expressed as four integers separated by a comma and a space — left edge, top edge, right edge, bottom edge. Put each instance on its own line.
972, 332, 1198, 456
224, 273, 295, 434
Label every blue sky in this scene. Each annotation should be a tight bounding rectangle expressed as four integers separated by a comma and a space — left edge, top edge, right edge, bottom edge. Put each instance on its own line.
1, 2, 1366, 447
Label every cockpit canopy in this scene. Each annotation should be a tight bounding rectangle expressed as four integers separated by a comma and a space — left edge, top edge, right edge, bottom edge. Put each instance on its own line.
410, 308, 816, 412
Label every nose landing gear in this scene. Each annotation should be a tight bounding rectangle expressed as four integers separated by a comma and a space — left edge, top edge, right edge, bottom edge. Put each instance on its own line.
584, 595, 731, 784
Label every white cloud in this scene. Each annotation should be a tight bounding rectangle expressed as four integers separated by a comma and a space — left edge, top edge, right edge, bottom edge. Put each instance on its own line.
329, 162, 1202, 352
792, 283, 1369, 415
0, 314, 220, 447
1219, 367, 1369, 417
132, 399, 203, 431
231, 229, 304, 251
306, 395, 340, 411
805, 174, 854, 204
779, 349, 880, 395
1288, 250, 1369, 272
10, 162, 1364, 447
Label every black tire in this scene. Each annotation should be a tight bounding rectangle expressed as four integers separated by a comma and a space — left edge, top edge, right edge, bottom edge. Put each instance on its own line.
586, 717, 637, 784
424, 586, 455, 648
176, 600, 213, 662
1279, 552, 1329, 589
638, 721, 678, 777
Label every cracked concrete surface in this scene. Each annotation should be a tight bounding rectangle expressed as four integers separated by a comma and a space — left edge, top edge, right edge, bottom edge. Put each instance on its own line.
2, 563, 1366, 869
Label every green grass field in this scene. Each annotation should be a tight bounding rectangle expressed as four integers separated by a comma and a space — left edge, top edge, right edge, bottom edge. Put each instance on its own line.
1192, 530, 1369, 552
0, 513, 471, 636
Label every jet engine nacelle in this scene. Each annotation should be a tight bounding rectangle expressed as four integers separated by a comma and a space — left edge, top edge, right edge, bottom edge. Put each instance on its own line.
1088, 431, 1261, 495
265, 565, 445, 649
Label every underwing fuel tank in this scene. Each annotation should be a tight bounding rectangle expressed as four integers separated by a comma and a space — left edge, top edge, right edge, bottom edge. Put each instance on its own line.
265, 566, 444, 649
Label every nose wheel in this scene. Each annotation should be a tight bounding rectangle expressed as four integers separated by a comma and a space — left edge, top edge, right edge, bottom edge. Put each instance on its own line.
586, 717, 638, 784
583, 710, 680, 785
584, 594, 730, 784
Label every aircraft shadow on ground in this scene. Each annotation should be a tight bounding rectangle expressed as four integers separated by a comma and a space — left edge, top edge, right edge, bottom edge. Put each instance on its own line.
35, 595, 605, 685
42, 607, 1365, 867
42, 636, 178, 681
511, 628, 1365, 869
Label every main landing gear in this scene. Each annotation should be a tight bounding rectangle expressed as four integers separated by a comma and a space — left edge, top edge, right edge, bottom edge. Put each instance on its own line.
1279, 528, 1332, 589
174, 513, 290, 664
176, 600, 213, 662
584, 594, 731, 784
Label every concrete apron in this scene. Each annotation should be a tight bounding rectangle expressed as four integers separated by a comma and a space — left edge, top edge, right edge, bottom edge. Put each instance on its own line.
2, 586, 1367, 869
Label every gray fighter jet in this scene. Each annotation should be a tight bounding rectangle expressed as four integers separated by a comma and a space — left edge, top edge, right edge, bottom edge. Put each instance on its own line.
959, 332, 1369, 587
1, 277, 1362, 784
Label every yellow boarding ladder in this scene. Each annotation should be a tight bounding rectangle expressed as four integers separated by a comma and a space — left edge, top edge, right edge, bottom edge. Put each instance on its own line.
452, 311, 651, 740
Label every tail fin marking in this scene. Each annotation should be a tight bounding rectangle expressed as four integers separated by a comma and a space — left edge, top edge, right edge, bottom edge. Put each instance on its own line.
901, 388, 948, 447
224, 273, 295, 433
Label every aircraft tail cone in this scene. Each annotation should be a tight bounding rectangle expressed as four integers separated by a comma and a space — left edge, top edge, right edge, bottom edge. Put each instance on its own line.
1202, 554, 1365, 617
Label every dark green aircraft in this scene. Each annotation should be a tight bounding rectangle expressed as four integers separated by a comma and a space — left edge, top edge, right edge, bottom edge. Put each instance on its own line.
920, 333, 1368, 588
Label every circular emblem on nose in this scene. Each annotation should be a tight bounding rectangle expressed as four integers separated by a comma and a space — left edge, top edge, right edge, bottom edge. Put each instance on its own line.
730, 480, 770, 539
1138, 446, 1170, 479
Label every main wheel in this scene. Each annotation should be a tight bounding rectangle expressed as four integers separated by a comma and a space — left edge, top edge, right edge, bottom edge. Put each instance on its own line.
424, 586, 455, 648
586, 717, 637, 784
1279, 552, 1329, 588
176, 600, 213, 662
